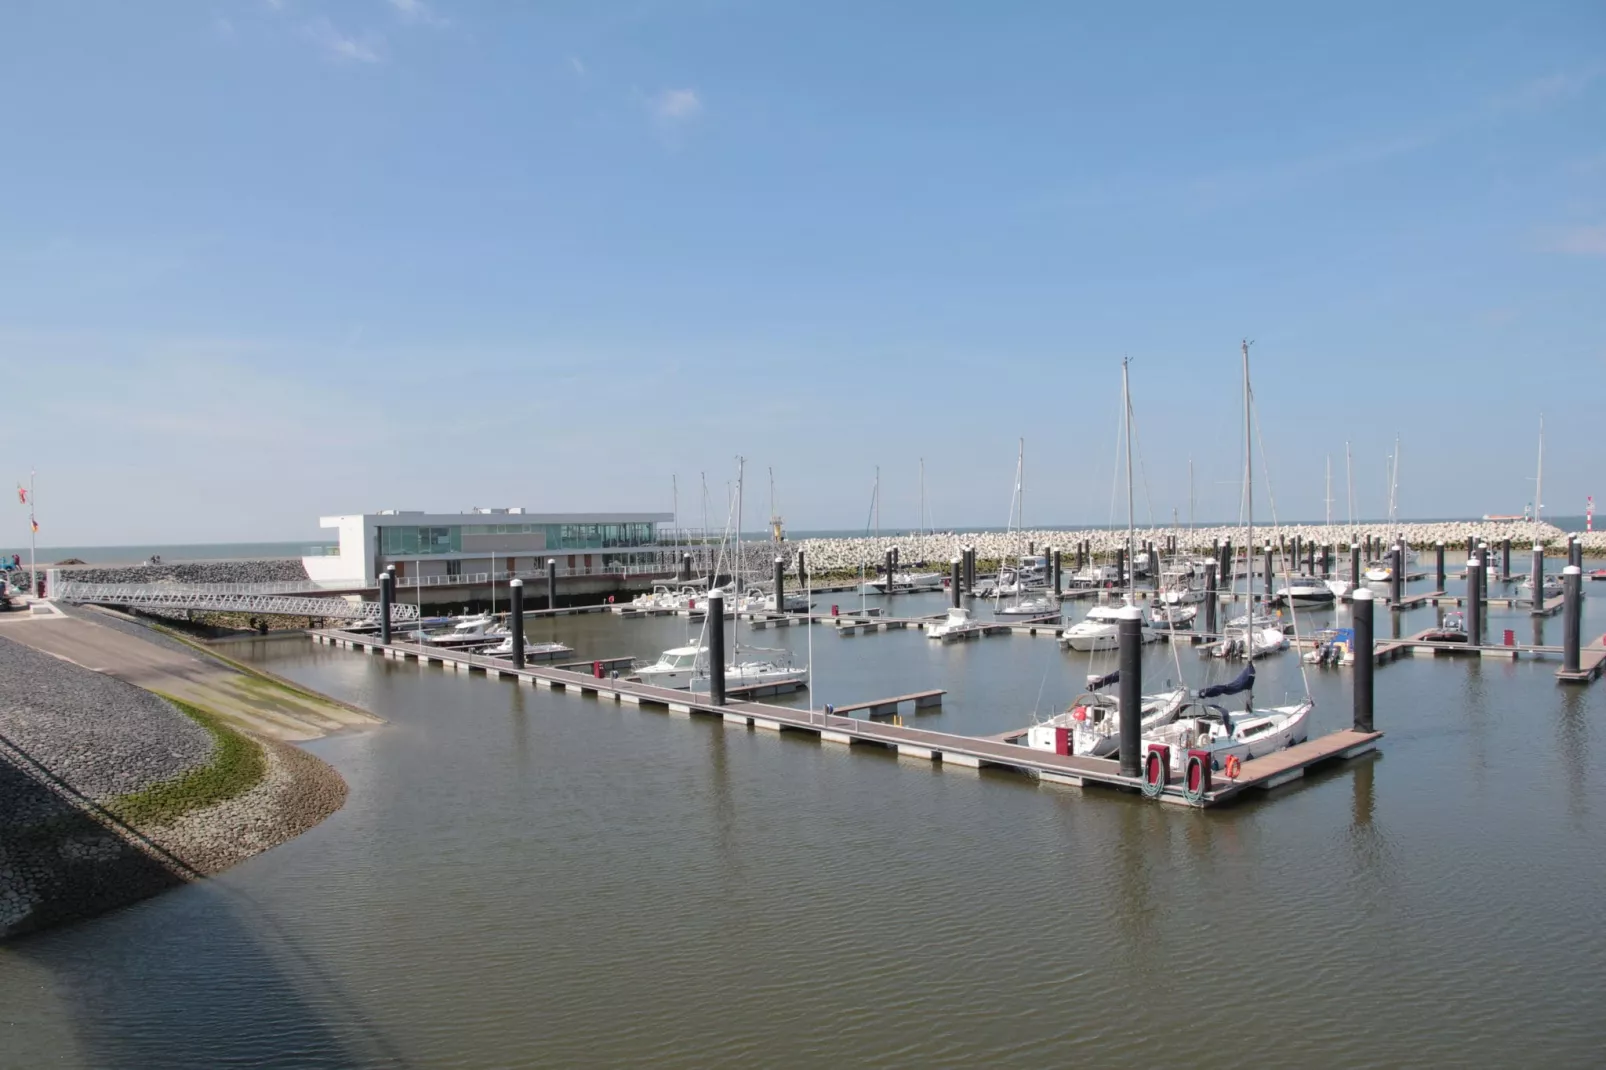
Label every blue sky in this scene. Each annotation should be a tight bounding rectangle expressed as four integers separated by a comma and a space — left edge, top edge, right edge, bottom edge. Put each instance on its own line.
2, 1, 1602, 545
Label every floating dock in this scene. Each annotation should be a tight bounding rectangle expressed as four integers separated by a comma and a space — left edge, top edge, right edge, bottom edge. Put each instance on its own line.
311, 629, 1379, 807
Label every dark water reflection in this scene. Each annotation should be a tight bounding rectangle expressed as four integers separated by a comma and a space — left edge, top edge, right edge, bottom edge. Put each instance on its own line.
4, 568, 1606, 1067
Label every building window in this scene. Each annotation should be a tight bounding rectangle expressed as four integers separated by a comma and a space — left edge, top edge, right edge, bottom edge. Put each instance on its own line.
446, 560, 462, 577
381, 525, 462, 555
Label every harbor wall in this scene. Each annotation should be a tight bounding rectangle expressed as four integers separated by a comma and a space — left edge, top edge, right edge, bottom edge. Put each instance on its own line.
0, 636, 346, 940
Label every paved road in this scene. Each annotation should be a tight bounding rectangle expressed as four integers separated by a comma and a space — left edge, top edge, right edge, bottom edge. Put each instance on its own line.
0, 610, 377, 740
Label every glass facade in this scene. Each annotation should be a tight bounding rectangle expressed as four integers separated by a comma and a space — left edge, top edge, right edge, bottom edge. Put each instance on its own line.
378, 521, 657, 556
381, 526, 462, 555
553, 522, 655, 548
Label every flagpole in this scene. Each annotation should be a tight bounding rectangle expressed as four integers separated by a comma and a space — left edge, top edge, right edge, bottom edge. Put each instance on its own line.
29, 470, 36, 599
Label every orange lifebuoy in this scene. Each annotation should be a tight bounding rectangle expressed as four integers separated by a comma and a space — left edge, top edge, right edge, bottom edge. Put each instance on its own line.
1071, 706, 1088, 721
1223, 754, 1242, 779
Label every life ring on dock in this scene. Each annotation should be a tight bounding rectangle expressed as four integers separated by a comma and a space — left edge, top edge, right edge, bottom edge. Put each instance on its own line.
1223, 754, 1242, 779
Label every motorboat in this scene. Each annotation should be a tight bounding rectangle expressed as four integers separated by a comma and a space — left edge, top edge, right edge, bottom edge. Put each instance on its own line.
1323, 577, 1355, 600
1132, 549, 1154, 579
926, 605, 978, 639
1024, 675, 1188, 758
1148, 603, 1197, 629
688, 651, 808, 693
1363, 561, 1393, 582
762, 590, 811, 612
1225, 609, 1281, 629
635, 645, 706, 689
1069, 564, 1120, 588
863, 571, 943, 594
994, 593, 1059, 620
1419, 612, 1469, 644
1517, 574, 1564, 598
1590, 568, 1606, 582
1276, 575, 1336, 608
1061, 599, 1160, 652
1158, 566, 1204, 605
481, 635, 575, 662
1209, 624, 1288, 659
1302, 627, 1353, 665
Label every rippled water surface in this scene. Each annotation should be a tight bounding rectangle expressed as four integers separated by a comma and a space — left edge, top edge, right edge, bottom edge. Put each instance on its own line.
5, 570, 1606, 1068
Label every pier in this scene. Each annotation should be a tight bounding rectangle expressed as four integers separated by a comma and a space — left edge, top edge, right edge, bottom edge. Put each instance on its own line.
310, 628, 1379, 807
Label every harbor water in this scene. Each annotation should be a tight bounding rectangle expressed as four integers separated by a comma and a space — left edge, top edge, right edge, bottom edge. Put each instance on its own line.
4, 569, 1606, 1067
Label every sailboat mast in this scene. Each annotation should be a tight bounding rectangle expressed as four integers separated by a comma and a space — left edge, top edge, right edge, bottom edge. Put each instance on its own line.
1536, 414, 1544, 530
1188, 455, 1195, 534
672, 474, 680, 572
1017, 438, 1025, 537
1123, 358, 1136, 600
736, 456, 745, 598
919, 457, 927, 535
1242, 340, 1253, 598
1345, 440, 1355, 529
701, 471, 710, 584
874, 466, 880, 541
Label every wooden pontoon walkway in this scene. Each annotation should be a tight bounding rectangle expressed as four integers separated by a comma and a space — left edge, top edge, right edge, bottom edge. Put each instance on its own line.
311, 628, 1378, 807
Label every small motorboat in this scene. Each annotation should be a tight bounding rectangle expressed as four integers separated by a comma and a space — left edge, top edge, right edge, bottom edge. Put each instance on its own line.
1061, 599, 1161, 652
994, 593, 1059, 620
481, 635, 576, 662
1419, 612, 1469, 644
1209, 625, 1288, 660
1591, 568, 1606, 582
1148, 603, 1198, 629
1518, 574, 1565, 598
635, 645, 706, 689
1302, 627, 1354, 665
864, 571, 944, 594
927, 605, 979, 639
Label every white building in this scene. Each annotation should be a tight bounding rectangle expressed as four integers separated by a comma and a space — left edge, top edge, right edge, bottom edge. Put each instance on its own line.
304, 508, 676, 587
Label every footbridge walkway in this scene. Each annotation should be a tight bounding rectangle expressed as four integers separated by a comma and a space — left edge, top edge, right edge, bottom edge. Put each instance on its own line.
48, 581, 416, 622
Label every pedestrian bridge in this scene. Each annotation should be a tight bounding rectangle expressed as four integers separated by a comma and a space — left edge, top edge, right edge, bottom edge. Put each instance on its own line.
49, 581, 418, 622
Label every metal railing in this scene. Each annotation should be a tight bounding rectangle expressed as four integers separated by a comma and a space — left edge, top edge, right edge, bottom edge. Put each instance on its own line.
51, 581, 417, 621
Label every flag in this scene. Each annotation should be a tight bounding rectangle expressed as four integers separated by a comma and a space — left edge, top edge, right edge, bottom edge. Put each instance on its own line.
31, 518, 38, 533
16, 486, 26, 505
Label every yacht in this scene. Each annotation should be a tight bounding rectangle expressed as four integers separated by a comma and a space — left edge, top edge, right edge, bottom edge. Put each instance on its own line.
927, 605, 979, 639
688, 651, 808, 694
1275, 575, 1336, 608
1517, 574, 1565, 598
1209, 624, 1288, 660
863, 571, 943, 594
1146, 697, 1312, 772
1061, 599, 1160, 652
762, 590, 811, 612
481, 635, 575, 662
635, 645, 706, 689
1158, 566, 1204, 605
994, 593, 1059, 619
1148, 603, 1197, 629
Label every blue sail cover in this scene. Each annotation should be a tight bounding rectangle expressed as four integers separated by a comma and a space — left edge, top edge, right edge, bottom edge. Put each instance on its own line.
1086, 669, 1120, 692
1198, 663, 1255, 699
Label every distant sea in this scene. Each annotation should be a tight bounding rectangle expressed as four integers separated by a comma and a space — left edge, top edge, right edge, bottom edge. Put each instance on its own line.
15, 542, 329, 566
15, 515, 1594, 566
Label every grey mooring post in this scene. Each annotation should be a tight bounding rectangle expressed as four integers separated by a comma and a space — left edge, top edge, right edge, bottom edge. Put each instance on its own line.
1305, 540, 1315, 574
1563, 566, 1582, 675
1571, 538, 1583, 570
509, 578, 525, 666
1263, 545, 1274, 599
707, 592, 726, 706
682, 552, 693, 581
1221, 540, 1233, 587
1435, 542, 1445, 591
773, 556, 785, 613
379, 570, 393, 644
1532, 543, 1545, 610
546, 558, 558, 610
1466, 554, 1483, 646
1351, 544, 1362, 587
965, 546, 975, 592
1501, 538, 1511, 582
1389, 545, 1403, 605
1322, 544, 1332, 578
1466, 535, 1476, 557
1204, 561, 1218, 634
1353, 587, 1374, 733
884, 549, 895, 594
892, 545, 900, 575
1117, 604, 1143, 778
1116, 547, 1126, 587
1292, 536, 1302, 573
950, 558, 962, 609
1052, 549, 1063, 596
797, 549, 807, 586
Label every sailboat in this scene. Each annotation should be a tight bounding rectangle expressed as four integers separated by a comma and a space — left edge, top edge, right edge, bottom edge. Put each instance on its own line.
1176, 341, 1311, 764
1025, 667, 1187, 758
1210, 342, 1292, 661
1063, 359, 1159, 652
689, 457, 808, 693
995, 439, 1060, 620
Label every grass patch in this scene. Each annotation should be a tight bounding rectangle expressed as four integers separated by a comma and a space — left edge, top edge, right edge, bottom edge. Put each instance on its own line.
105, 698, 266, 827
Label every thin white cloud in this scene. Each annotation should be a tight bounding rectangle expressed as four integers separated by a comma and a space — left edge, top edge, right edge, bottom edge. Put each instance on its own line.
569, 55, 586, 77
1544, 224, 1606, 257
303, 17, 382, 63
214, 15, 236, 40
651, 88, 702, 122
1491, 65, 1605, 115
387, 0, 448, 28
